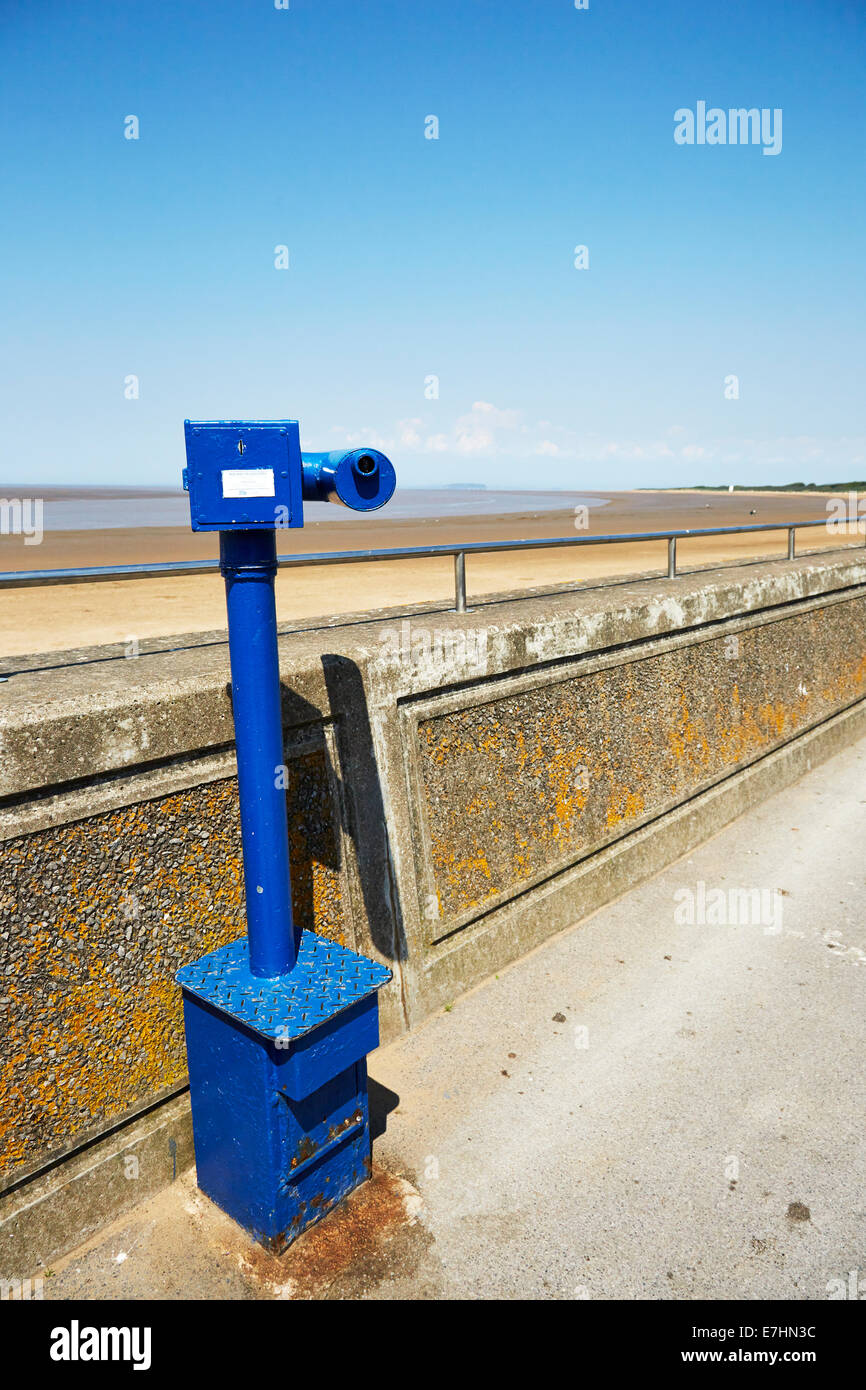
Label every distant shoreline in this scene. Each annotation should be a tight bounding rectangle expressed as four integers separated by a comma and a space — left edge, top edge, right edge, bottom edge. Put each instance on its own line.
644, 483, 866, 495
0, 486, 613, 533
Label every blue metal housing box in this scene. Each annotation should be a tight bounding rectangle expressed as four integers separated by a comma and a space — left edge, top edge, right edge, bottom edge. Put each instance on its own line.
183, 420, 304, 531
177, 933, 392, 1250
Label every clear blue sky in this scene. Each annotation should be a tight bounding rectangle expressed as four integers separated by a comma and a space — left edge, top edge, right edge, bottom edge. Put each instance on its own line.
1, 0, 863, 489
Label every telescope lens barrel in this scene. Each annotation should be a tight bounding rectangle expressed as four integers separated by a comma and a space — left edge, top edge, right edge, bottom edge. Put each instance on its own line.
301, 447, 396, 511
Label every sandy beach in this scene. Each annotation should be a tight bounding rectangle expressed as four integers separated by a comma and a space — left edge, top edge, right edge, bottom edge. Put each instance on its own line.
0, 489, 857, 660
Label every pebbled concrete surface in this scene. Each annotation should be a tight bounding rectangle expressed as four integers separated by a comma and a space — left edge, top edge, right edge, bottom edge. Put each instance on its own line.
35, 734, 866, 1300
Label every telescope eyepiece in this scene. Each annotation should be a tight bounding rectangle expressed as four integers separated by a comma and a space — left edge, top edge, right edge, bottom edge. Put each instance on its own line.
355, 453, 377, 476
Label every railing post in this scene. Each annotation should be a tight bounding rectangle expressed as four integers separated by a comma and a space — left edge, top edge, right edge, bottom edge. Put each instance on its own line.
454, 550, 467, 612
787, 527, 795, 560
667, 536, 677, 579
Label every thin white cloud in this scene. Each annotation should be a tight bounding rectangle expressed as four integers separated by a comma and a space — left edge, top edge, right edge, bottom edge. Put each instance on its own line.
327, 407, 866, 480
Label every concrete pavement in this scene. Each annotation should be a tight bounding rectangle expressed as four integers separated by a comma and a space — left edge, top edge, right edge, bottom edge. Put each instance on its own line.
36, 733, 866, 1300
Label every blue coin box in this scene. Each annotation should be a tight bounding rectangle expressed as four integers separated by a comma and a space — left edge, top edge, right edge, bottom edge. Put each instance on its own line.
182, 419, 304, 531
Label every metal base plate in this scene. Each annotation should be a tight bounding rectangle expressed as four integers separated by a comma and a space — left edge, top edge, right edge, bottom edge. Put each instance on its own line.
177, 932, 392, 1042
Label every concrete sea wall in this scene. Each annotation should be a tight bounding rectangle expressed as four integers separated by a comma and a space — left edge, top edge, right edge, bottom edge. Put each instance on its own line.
2, 549, 866, 1268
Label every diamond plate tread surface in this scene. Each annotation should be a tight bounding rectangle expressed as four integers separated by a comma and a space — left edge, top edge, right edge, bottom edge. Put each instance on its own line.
176, 931, 392, 1041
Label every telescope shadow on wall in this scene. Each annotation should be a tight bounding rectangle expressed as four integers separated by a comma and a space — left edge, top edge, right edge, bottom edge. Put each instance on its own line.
251, 653, 407, 969
278, 657, 405, 1141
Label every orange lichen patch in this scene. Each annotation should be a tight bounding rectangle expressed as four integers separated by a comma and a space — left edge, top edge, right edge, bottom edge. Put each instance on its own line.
818, 648, 866, 707
545, 745, 591, 831
604, 784, 646, 829
665, 691, 714, 780
427, 840, 494, 914
284, 747, 345, 945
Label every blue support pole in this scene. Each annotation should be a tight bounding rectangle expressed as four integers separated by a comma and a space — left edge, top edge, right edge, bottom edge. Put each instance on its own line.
220, 529, 296, 978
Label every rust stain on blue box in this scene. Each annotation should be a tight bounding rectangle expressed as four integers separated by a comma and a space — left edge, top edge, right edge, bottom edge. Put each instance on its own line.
178, 933, 391, 1250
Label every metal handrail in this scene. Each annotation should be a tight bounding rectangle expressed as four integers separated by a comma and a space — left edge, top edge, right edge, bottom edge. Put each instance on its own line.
0, 517, 863, 612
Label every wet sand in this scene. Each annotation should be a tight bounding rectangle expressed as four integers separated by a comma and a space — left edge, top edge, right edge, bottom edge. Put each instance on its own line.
0, 490, 857, 659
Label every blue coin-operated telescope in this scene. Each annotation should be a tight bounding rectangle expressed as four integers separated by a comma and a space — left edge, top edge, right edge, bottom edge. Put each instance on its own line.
176, 420, 395, 1251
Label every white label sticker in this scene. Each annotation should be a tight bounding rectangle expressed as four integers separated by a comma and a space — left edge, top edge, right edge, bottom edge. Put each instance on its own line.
221, 468, 276, 499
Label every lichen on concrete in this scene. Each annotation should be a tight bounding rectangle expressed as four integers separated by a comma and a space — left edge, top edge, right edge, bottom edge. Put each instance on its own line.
0, 747, 344, 1182
417, 598, 866, 922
